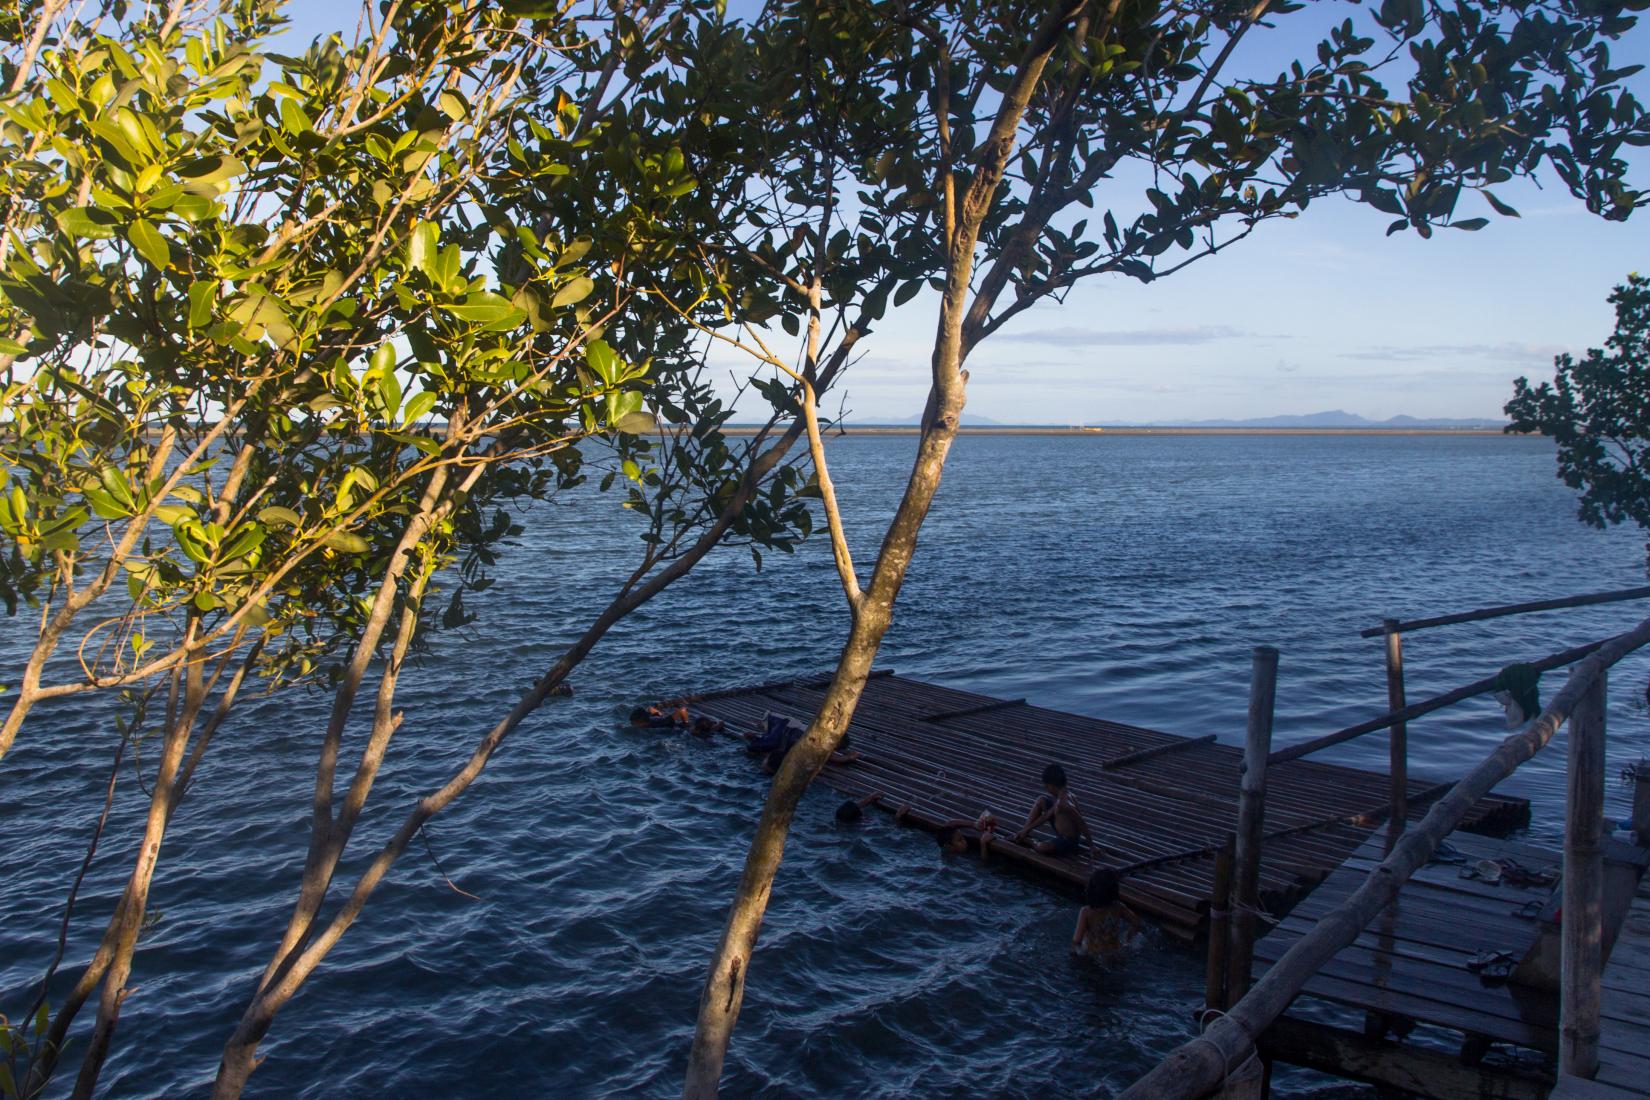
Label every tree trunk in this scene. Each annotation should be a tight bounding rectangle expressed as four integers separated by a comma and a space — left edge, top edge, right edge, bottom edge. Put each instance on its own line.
67, 649, 209, 1100
683, 409, 963, 1100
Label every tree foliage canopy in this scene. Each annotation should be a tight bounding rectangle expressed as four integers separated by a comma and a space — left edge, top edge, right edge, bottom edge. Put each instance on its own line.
1507, 273, 1650, 568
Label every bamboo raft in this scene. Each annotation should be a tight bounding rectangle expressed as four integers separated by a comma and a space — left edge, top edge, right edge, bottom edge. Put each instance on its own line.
686, 671, 1529, 939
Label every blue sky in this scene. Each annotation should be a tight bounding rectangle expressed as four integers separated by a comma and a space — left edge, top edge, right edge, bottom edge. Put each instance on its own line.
281, 0, 1648, 424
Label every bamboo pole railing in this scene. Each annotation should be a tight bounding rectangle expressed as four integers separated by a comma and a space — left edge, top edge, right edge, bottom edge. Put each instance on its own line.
1359, 585, 1650, 638
1383, 620, 1407, 830
1356, 585, 1649, 828
1269, 636, 1608, 765
1228, 647, 1277, 1004
1116, 615, 1650, 1100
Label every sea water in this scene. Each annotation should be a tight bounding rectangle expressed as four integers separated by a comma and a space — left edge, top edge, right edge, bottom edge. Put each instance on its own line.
2, 433, 1646, 1098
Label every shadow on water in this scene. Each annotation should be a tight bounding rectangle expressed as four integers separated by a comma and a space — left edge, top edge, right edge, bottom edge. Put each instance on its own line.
2, 434, 1648, 1097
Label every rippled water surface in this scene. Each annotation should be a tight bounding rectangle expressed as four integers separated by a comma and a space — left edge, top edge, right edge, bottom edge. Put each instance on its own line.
3, 433, 1648, 1099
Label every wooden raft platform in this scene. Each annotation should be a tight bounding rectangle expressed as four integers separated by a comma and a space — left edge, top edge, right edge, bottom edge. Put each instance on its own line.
1255, 830, 1650, 1100
689, 672, 1529, 938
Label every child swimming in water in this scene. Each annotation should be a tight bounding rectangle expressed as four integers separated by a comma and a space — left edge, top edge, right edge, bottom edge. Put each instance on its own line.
1072, 867, 1142, 958
835, 792, 884, 824
630, 704, 686, 729
930, 813, 1000, 861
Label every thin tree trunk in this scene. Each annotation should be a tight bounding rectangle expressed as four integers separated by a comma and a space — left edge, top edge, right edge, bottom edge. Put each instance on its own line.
681, 5, 1087, 1093
209, 411, 821, 1098
23, 641, 258, 1099
65, 638, 208, 1099
682, 380, 965, 1100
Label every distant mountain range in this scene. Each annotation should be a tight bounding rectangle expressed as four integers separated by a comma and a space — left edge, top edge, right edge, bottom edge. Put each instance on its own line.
842, 409, 1504, 429
1149, 410, 1508, 429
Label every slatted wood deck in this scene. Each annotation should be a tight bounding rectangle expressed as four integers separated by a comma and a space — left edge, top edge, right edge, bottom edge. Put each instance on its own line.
686, 671, 1529, 938
1257, 830, 1650, 1098
1551, 877, 1650, 1100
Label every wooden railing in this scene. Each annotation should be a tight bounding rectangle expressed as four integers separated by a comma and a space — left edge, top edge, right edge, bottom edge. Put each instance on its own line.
1117, 613, 1650, 1100
1275, 585, 1650, 833
1358, 584, 1650, 639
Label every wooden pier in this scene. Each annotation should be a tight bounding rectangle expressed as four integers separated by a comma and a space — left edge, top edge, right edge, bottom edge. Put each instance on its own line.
1255, 829, 1650, 1099
1116, 596, 1650, 1100
687, 671, 1528, 939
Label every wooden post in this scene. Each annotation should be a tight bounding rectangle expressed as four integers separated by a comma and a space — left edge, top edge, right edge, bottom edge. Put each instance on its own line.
1228, 646, 1279, 1003
1561, 669, 1607, 1079
1206, 834, 1236, 1012
1630, 759, 1650, 849
1383, 619, 1407, 834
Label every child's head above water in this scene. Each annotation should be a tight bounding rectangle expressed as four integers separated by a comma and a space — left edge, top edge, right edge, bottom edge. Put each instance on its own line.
628, 706, 651, 727
935, 825, 969, 854
1042, 763, 1068, 793
1085, 866, 1121, 908
835, 799, 864, 824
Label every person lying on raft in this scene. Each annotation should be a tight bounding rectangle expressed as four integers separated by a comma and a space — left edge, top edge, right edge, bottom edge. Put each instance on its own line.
835, 792, 884, 824
630, 704, 725, 735
896, 805, 1000, 860
1012, 763, 1093, 857
744, 712, 860, 772
744, 711, 803, 754
1072, 867, 1141, 958
761, 729, 861, 774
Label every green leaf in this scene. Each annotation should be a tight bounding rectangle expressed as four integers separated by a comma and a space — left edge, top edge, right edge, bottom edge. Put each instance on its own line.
441, 292, 522, 325
585, 338, 621, 385
615, 410, 658, 435
84, 488, 126, 519
187, 281, 216, 329
279, 97, 313, 135
56, 206, 121, 240
1451, 218, 1490, 232
0, 336, 28, 356
609, 389, 643, 425
407, 221, 438, 275
550, 276, 595, 309
174, 521, 212, 563
219, 525, 266, 562
175, 154, 247, 186
257, 506, 302, 527
401, 391, 437, 426
99, 467, 135, 508
323, 529, 370, 553
128, 219, 170, 268
378, 369, 402, 419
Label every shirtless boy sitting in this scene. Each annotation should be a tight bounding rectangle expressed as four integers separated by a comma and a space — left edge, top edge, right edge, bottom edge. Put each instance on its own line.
1013, 763, 1093, 856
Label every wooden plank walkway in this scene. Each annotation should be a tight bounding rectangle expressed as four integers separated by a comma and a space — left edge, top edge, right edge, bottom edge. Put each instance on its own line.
1551, 877, 1650, 1100
1256, 831, 1650, 1097
686, 672, 1529, 938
